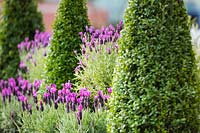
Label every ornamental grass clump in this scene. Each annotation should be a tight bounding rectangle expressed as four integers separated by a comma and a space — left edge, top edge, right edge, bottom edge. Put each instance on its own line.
75, 21, 123, 93
0, 0, 44, 79
108, 0, 200, 132
45, 0, 89, 88
18, 31, 51, 82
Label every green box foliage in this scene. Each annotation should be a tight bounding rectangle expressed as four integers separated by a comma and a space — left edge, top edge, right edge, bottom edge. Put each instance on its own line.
45, 0, 89, 88
0, 0, 44, 79
108, 0, 200, 132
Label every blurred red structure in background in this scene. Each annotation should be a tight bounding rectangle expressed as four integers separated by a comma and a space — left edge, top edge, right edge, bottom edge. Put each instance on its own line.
38, 2, 109, 32
0, 1, 110, 32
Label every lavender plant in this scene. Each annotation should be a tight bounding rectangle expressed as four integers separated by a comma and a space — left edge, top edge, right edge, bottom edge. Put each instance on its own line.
0, 77, 111, 132
75, 21, 123, 93
18, 30, 51, 82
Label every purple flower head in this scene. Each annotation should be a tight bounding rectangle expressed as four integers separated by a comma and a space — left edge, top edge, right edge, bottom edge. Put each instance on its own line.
28, 104, 32, 114
8, 78, 16, 88
80, 88, 91, 98
65, 95, 71, 103
70, 93, 77, 103
85, 26, 89, 32
33, 89, 37, 97
19, 61, 26, 69
15, 87, 19, 92
82, 46, 86, 55
107, 87, 112, 94
94, 95, 98, 100
104, 95, 110, 100
61, 88, 66, 95
109, 24, 115, 31
17, 76, 23, 83
6, 88, 12, 96
24, 97, 28, 103
34, 80, 42, 90
46, 85, 51, 92
18, 95, 25, 102
77, 97, 83, 104
79, 32, 83, 37
98, 90, 104, 99
89, 26, 95, 34
63, 81, 72, 90
117, 20, 123, 32
58, 90, 62, 96
27, 83, 32, 90
43, 92, 50, 98
50, 84, 57, 94
74, 65, 81, 73
1, 89, 6, 96
0, 80, 4, 88
21, 80, 28, 91
78, 104, 83, 112
17, 91, 22, 97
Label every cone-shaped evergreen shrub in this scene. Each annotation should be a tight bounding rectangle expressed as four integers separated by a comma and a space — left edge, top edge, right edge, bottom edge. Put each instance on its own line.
0, 0, 44, 79
45, 0, 89, 88
108, 1, 200, 132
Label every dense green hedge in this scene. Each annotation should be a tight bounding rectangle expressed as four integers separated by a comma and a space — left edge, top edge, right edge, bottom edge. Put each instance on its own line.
108, 0, 200, 132
0, 0, 44, 79
45, 0, 89, 88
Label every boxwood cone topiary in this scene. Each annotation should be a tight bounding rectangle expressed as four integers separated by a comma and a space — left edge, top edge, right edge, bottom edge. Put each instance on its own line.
0, 0, 44, 80
108, 0, 200, 132
45, 0, 89, 88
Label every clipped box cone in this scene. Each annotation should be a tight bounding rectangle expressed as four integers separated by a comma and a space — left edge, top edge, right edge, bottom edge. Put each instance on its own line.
45, 0, 89, 88
108, 1, 200, 132
0, 0, 44, 79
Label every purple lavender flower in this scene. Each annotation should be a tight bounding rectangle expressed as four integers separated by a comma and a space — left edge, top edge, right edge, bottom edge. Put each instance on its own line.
78, 104, 83, 112
33, 89, 38, 103
28, 104, 32, 114
19, 61, 26, 69
8, 78, 16, 89
62, 81, 72, 90
33, 80, 42, 91
94, 95, 98, 110
107, 87, 112, 94
1, 89, 6, 103
50, 84, 57, 94
76, 104, 83, 125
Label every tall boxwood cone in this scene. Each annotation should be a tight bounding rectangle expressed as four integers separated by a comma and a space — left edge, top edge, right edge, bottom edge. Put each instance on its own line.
45, 0, 89, 88
108, 0, 200, 132
0, 0, 44, 79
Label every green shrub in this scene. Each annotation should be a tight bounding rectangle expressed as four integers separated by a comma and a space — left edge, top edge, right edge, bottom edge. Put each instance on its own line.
0, 0, 44, 79
108, 1, 200, 132
45, 0, 89, 88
